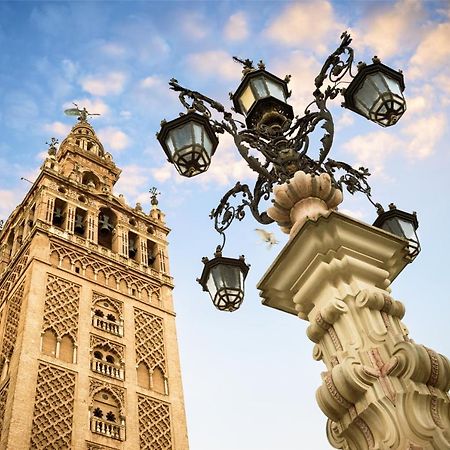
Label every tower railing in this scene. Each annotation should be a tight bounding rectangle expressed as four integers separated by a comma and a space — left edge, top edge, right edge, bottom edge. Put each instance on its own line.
92, 315, 123, 337
91, 358, 124, 381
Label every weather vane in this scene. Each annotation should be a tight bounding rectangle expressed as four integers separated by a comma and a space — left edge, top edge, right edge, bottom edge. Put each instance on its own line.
64, 103, 100, 122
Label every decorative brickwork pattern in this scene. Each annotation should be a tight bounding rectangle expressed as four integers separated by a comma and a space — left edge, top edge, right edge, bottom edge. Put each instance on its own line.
30, 363, 76, 449
43, 274, 80, 340
49, 240, 162, 298
0, 248, 29, 302
0, 281, 25, 375
138, 394, 173, 450
134, 309, 166, 373
0, 381, 9, 438
89, 378, 125, 413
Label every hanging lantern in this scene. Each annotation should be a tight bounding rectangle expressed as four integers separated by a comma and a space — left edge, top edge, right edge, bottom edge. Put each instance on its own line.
344, 58, 406, 127
373, 204, 420, 260
157, 112, 218, 178
232, 68, 293, 130
197, 248, 250, 312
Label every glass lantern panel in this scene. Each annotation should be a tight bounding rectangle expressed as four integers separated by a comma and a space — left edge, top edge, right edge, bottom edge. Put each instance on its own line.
398, 218, 416, 240
203, 132, 213, 155
355, 77, 379, 110
165, 136, 175, 154
383, 75, 402, 96
251, 77, 269, 99
206, 272, 218, 300
266, 78, 286, 101
239, 84, 256, 114
381, 217, 406, 238
368, 73, 389, 95
193, 123, 203, 147
171, 123, 193, 150
214, 263, 242, 292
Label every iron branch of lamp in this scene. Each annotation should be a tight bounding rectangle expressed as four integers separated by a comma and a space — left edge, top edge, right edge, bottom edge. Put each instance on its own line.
156, 31, 420, 312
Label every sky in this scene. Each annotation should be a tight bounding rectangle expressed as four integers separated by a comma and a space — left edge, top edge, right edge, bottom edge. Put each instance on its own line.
0, 1, 449, 449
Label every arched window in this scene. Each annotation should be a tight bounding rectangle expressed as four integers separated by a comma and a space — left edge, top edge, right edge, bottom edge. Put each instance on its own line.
42, 330, 57, 357
74, 207, 87, 237
98, 208, 117, 250
93, 351, 103, 360
105, 355, 115, 364
152, 366, 166, 395
81, 171, 100, 189
137, 362, 150, 390
52, 198, 67, 229
59, 335, 74, 363
91, 347, 123, 380
91, 390, 123, 440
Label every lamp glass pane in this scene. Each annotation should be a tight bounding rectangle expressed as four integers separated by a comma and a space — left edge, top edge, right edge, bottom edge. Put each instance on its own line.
383, 75, 402, 96
193, 123, 203, 147
381, 218, 403, 237
252, 77, 268, 99
165, 137, 175, 154
206, 272, 218, 300
203, 132, 213, 155
355, 77, 379, 110
240, 84, 255, 114
171, 123, 193, 149
266, 78, 285, 101
369, 73, 388, 95
398, 218, 416, 239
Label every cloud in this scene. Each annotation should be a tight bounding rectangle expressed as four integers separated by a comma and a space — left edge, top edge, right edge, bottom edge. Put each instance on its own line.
186, 50, 240, 81
61, 59, 78, 80
224, 12, 249, 42
0, 189, 22, 220
264, 1, 344, 53
343, 131, 400, 176
409, 22, 450, 78
180, 12, 210, 40
402, 113, 446, 159
140, 75, 164, 89
81, 72, 126, 96
65, 98, 109, 116
115, 164, 151, 199
100, 42, 127, 57
97, 127, 131, 151
354, 0, 426, 60
335, 110, 355, 131
43, 121, 71, 137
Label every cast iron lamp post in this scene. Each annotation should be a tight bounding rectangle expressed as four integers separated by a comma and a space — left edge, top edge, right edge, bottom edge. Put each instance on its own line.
157, 32, 419, 312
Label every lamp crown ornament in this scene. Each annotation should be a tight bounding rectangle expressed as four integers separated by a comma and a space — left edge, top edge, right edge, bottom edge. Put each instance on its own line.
157, 31, 415, 311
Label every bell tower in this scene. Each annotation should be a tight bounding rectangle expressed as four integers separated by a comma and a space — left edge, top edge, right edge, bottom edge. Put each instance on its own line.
0, 114, 189, 449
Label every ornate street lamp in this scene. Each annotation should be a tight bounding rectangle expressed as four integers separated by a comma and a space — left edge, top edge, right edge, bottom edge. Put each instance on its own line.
373, 203, 420, 260
343, 57, 406, 127
157, 31, 413, 311
197, 247, 250, 312
231, 59, 293, 131
157, 112, 219, 177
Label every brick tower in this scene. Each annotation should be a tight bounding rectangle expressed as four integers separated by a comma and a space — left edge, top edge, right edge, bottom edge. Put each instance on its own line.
0, 115, 189, 449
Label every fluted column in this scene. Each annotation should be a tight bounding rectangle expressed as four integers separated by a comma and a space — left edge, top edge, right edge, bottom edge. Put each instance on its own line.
258, 172, 450, 450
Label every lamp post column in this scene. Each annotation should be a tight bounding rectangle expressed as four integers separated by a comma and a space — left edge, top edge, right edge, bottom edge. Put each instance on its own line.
258, 173, 450, 450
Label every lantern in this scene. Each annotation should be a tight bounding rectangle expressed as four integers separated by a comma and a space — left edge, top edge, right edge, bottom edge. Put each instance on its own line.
373, 204, 420, 260
232, 69, 293, 130
344, 59, 406, 127
197, 248, 250, 312
157, 112, 218, 177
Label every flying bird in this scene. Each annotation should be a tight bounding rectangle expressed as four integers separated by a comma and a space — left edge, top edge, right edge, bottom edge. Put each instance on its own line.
255, 228, 279, 249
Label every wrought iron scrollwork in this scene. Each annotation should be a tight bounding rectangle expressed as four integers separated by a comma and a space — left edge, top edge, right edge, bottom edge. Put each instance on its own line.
167, 31, 378, 248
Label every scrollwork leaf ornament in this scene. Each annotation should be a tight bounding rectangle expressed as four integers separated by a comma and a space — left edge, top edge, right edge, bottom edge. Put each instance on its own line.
167, 31, 379, 247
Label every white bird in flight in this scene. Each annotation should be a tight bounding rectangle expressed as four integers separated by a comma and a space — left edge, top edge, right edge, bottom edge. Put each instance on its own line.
255, 228, 279, 248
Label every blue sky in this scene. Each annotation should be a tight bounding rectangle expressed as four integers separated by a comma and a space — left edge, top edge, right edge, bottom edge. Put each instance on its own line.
1, 1, 450, 449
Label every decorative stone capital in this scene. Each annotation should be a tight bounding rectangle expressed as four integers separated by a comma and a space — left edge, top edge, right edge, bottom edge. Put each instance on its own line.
267, 171, 343, 237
